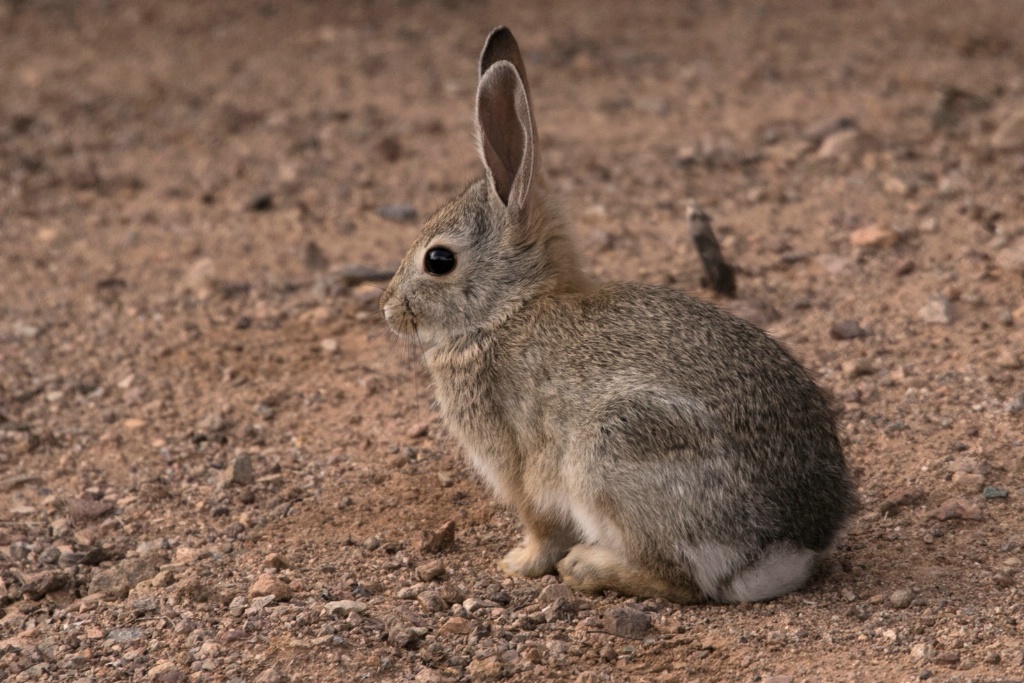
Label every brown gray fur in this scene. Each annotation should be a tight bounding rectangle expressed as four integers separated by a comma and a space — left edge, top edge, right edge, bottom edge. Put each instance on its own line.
381, 27, 857, 603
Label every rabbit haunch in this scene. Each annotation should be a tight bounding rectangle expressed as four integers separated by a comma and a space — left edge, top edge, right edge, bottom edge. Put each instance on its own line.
380, 27, 856, 604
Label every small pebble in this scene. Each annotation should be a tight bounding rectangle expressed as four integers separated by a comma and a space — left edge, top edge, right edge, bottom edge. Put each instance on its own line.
323, 600, 368, 618
991, 109, 1024, 150
222, 454, 255, 487
951, 471, 984, 494
889, 589, 914, 609
416, 558, 447, 582
917, 295, 954, 325
376, 203, 418, 223
417, 590, 448, 613
983, 486, 1008, 499
419, 521, 456, 554
841, 358, 874, 379
603, 606, 651, 639
248, 574, 293, 601
466, 656, 504, 681
929, 497, 984, 521
248, 192, 274, 211
263, 552, 289, 569
849, 224, 898, 248
830, 319, 869, 340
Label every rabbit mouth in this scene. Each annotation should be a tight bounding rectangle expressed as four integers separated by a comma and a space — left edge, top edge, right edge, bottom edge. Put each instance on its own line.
382, 296, 418, 338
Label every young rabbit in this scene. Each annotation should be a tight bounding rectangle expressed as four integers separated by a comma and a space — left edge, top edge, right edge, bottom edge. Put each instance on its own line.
381, 27, 857, 603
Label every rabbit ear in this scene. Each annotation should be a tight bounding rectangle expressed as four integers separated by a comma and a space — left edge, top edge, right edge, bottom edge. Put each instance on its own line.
480, 27, 533, 101
476, 61, 535, 214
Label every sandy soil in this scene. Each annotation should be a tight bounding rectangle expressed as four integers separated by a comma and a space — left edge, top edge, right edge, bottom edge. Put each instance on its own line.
2, 1, 1024, 681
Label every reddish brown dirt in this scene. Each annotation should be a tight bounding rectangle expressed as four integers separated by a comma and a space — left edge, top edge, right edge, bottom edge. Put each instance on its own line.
2, 1, 1024, 682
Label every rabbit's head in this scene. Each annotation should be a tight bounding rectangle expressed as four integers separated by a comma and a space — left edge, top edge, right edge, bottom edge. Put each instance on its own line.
381, 27, 590, 349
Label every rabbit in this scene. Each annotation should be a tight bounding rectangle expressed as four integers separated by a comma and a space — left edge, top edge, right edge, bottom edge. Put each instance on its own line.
380, 26, 857, 604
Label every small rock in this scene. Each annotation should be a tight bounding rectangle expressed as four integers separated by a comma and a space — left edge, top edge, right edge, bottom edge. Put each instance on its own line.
179, 257, 217, 300
466, 656, 504, 681
253, 668, 290, 683
983, 486, 1009, 499
542, 596, 578, 622
911, 642, 934, 661
248, 192, 274, 211
817, 128, 862, 160
38, 546, 60, 564
991, 109, 1024, 150
89, 556, 163, 599
438, 616, 474, 636
604, 606, 651, 639
419, 521, 456, 554
948, 456, 985, 474
463, 597, 498, 612
416, 590, 448, 613
951, 471, 984, 494
416, 558, 447, 582
917, 296, 954, 325
247, 595, 276, 613
228, 596, 247, 617
995, 349, 1022, 369
895, 259, 916, 276
19, 570, 70, 600
1005, 392, 1024, 414
995, 240, 1024, 275
66, 497, 115, 522
762, 677, 795, 683
248, 574, 293, 601
303, 240, 330, 272
731, 298, 781, 327
830, 319, 869, 340
538, 583, 575, 605
414, 669, 447, 683
385, 615, 427, 648
883, 176, 913, 197
11, 320, 41, 339
841, 358, 874, 379
333, 264, 395, 287
263, 552, 289, 569
880, 487, 927, 515
323, 600, 368, 618
177, 577, 224, 604
320, 338, 339, 354
397, 585, 421, 600
849, 224, 898, 249
929, 497, 984, 521
406, 422, 429, 439
888, 589, 914, 609
376, 203, 418, 223
107, 627, 147, 644
222, 454, 255, 487
148, 660, 187, 683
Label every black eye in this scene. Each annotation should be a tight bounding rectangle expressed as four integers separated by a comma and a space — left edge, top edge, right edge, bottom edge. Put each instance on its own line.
424, 247, 456, 275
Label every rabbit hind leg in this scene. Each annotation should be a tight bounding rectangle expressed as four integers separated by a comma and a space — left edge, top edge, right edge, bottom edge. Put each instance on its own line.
557, 544, 706, 604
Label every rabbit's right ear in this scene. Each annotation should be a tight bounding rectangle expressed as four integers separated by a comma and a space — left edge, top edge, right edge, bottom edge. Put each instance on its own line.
476, 61, 535, 217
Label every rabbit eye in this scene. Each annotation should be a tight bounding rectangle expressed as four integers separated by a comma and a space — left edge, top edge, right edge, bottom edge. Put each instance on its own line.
424, 247, 456, 275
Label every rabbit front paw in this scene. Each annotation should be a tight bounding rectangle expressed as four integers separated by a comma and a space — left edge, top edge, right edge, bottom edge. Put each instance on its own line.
499, 536, 569, 577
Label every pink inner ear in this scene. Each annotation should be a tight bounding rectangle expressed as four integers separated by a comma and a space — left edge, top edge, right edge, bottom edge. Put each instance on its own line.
477, 63, 532, 209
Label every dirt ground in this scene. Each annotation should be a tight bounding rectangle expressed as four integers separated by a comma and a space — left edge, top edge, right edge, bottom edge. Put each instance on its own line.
2, 1, 1024, 681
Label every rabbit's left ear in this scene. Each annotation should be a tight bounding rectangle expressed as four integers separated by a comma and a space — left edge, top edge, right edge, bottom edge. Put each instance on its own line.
480, 27, 533, 102
476, 59, 535, 216
479, 27, 540, 166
